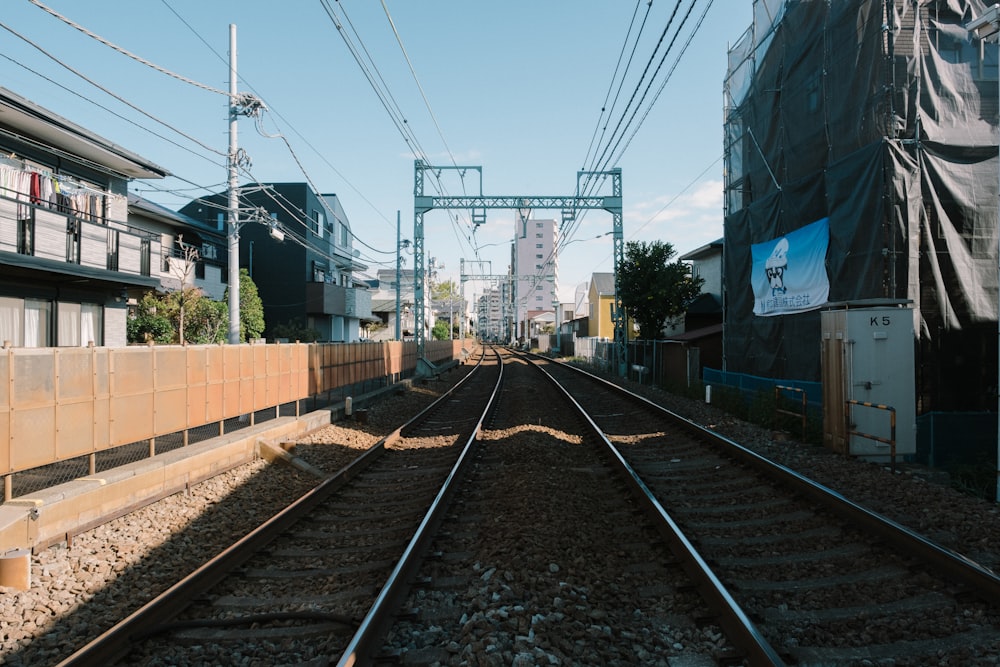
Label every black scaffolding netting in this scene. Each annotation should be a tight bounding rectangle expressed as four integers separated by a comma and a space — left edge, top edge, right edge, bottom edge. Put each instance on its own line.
724, 0, 999, 411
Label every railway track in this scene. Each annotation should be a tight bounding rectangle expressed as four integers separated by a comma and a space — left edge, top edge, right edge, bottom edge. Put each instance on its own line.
53, 346, 1000, 665
533, 354, 1000, 665
363, 348, 744, 665
57, 347, 502, 666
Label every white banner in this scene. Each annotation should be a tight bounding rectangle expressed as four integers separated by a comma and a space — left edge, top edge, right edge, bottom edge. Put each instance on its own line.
752, 217, 830, 316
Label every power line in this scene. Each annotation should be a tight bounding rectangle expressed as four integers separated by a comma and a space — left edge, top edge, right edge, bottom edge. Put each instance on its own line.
0, 21, 228, 158
159, 0, 399, 234
26, 0, 232, 98
321, 0, 479, 260
378, 0, 478, 251
581, 0, 651, 174
598, 0, 711, 172
0, 51, 225, 170
568, 0, 713, 246
585, 0, 690, 178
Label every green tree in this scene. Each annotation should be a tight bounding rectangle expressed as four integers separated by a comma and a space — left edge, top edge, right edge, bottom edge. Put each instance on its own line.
127, 292, 174, 344
225, 269, 265, 342
431, 320, 451, 340
617, 240, 704, 339
431, 279, 459, 301
271, 318, 321, 343
184, 298, 229, 344
128, 287, 232, 346
431, 279, 463, 337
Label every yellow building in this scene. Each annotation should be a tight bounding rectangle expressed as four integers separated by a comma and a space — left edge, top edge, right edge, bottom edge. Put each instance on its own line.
587, 272, 635, 340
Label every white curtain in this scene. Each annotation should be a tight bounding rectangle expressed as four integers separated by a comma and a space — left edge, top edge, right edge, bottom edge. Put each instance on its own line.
24, 298, 50, 347
0, 296, 22, 347
58, 302, 81, 347
80, 303, 102, 347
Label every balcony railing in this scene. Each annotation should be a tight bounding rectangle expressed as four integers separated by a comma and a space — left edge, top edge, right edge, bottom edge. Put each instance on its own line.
306, 281, 372, 319
0, 192, 160, 278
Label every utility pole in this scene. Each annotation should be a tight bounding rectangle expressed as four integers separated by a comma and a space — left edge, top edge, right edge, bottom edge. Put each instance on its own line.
395, 211, 411, 341
224, 26, 267, 345
226, 24, 240, 345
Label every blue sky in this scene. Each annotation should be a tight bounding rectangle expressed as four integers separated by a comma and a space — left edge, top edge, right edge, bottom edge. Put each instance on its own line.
1, 1, 753, 303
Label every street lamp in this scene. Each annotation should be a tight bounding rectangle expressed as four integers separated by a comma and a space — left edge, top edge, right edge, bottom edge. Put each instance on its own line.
557, 230, 613, 252
966, 4, 1000, 501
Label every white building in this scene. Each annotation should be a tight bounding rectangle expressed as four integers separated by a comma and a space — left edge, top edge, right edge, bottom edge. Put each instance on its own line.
514, 212, 557, 339
476, 287, 504, 342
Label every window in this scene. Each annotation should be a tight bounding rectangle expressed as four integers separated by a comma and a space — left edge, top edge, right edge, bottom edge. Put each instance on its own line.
48, 302, 103, 347
66, 219, 80, 263
0, 297, 52, 347
216, 212, 225, 231
340, 223, 349, 246
26, 299, 52, 347
536, 233, 543, 238
107, 230, 120, 271
311, 210, 324, 237
140, 238, 151, 276
536, 222, 543, 228
535, 243, 543, 249
535, 254, 543, 259
80, 303, 102, 347
17, 217, 34, 255
58, 302, 80, 346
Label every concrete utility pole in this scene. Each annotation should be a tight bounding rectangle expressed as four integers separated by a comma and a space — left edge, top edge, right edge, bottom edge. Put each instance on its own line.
227, 24, 241, 345
395, 211, 411, 341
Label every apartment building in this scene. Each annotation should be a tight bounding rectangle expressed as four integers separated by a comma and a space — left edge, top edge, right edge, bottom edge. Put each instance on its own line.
0, 88, 167, 347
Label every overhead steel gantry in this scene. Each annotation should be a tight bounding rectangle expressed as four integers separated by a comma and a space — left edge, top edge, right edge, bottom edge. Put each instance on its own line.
413, 159, 625, 376
458, 260, 515, 342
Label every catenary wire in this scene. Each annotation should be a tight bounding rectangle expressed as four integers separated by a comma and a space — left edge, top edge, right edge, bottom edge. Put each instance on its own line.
26, 0, 233, 98
580, 0, 650, 175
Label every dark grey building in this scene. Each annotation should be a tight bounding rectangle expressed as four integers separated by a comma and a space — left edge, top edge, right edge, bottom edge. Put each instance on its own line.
180, 183, 370, 341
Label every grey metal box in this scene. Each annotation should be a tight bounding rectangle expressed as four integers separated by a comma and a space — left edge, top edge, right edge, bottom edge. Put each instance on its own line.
821, 304, 916, 460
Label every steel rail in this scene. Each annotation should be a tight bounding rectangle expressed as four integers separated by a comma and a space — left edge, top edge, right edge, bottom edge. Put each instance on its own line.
336, 346, 504, 667
524, 353, 785, 666
56, 348, 490, 667
551, 356, 1000, 605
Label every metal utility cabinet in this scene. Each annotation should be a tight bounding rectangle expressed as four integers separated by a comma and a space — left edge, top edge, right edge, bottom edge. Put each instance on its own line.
821, 303, 916, 460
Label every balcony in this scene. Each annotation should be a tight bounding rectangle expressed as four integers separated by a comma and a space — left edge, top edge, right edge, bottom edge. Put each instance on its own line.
0, 192, 160, 282
306, 281, 372, 319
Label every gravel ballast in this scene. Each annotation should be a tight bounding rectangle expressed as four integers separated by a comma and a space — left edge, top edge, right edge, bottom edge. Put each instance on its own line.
1, 363, 998, 666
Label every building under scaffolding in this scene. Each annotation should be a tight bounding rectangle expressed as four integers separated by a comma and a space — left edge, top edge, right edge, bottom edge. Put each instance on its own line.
724, 0, 999, 414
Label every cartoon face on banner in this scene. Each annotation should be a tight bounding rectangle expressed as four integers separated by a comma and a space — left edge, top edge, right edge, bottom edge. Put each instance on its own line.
751, 218, 829, 317
764, 237, 789, 296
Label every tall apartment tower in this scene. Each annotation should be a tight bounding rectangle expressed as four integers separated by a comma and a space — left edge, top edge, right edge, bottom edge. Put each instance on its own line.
513, 211, 557, 339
